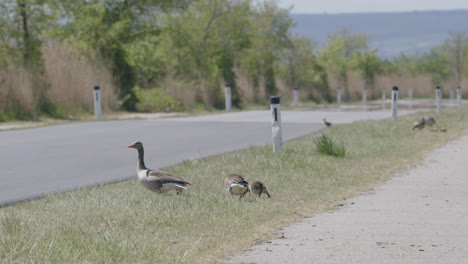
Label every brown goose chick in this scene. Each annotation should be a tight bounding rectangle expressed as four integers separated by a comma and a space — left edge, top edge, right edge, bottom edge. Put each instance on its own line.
250, 181, 271, 198
423, 117, 436, 127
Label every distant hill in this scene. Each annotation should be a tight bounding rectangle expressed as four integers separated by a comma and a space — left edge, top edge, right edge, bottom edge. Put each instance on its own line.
289, 10, 468, 58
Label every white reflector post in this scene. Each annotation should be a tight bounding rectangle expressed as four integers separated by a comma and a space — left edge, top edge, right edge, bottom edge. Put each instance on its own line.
293, 88, 298, 107
457, 86, 462, 108
408, 88, 414, 109
225, 84, 231, 111
93, 85, 102, 119
436, 86, 442, 113
337, 87, 342, 105
391, 86, 399, 120
271, 96, 283, 153
362, 88, 367, 104
382, 87, 386, 109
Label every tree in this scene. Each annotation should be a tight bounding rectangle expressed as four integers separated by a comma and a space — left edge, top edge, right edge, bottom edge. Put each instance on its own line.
0, 0, 56, 69
416, 48, 452, 86
319, 27, 367, 101
391, 53, 419, 77
56, 0, 189, 110
442, 32, 468, 88
239, 1, 294, 101
278, 37, 330, 101
351, 49, 383, 97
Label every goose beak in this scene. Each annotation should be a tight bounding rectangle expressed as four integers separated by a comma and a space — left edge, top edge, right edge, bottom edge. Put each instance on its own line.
128, 144, 135, 148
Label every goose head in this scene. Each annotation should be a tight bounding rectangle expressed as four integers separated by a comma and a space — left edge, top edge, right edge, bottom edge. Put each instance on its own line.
128, 141, 143, 150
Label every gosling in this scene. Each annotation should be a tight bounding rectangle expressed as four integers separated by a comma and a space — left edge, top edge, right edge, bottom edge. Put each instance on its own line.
250, 181, 271, 198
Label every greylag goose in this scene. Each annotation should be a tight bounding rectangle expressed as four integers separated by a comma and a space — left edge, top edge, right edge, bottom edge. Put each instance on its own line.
412, 118, 425, 130
128, 141, 190, 194
323, 118, 332, 127
423, 117, 436, 127
224, 174, 250, 199
250, 181, 271, 198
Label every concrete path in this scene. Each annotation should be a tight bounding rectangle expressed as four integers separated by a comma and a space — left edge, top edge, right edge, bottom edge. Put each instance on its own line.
225, 133, 468, 264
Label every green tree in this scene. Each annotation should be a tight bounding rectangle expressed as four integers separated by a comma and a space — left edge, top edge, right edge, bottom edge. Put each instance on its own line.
0, 0, 56, 68
351, 49, 383, 96
278, 37, 330, 101
416, 48, 452, 86
56, 0, 188, 110
319, 27, 367, 101
392, 53, 419, 77
441, 32, 468, 88
240, 1, 294, 101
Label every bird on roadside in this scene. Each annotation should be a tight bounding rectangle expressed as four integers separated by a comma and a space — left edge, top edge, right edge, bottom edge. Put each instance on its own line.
250, 181, 271, 198
439, 128, 447, 132
423, 117, 436, 127
128, 141, 190, 194
224, 174, 250, 200
412, 118, 425, 130
323, 118, 332, 127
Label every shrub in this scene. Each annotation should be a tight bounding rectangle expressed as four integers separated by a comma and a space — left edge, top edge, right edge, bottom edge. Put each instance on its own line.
314, 134, 346, 157
133, 86, 185, 112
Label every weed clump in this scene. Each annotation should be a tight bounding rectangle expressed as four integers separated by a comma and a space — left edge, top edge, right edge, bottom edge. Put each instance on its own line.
133, 86, 185, 112
314, 134, 346, 157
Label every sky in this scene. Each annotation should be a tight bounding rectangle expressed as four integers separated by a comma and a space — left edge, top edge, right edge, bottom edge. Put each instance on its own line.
276, 0, 468, 14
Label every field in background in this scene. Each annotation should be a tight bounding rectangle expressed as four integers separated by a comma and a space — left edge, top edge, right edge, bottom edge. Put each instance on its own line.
1, 107, 467, 263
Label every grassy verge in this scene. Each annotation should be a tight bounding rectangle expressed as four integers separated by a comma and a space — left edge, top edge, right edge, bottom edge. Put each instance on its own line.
1, 108, 467, 263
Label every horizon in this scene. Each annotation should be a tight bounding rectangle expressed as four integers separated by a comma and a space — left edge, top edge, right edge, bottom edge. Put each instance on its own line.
276, 0, 468, 14
289, 8, 468, 15
287, 9, 468, 58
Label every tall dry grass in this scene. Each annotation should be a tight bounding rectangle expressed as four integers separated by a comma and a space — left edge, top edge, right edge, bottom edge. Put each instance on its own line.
42, 41, 118, 114
0, 41, 118, 120
0, 67, 37, 119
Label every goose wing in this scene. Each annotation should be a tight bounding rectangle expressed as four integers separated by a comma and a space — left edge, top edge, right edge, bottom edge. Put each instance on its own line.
147, 170, 190, 185
225, 174, 248, 186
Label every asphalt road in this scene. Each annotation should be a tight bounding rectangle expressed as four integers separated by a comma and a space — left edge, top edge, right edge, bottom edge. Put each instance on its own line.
0, 109, 417, 206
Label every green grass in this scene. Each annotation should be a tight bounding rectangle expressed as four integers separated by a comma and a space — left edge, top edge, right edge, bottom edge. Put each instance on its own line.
314, 133, 346, 157
1, 108, 467, 263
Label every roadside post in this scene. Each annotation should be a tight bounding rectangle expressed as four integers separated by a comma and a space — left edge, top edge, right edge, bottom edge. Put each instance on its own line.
391, 86, 398, 120
436, 86, 442, 113
457, 86, 462, 108
93, 85, 102, 119
382, 87, 386, 109
337, 87, 342, 105
293, 88, 298, 107
271, 96, 283, 153
225, 84, 232, 111
362, 88, 367, 104
408, 88, 413, 109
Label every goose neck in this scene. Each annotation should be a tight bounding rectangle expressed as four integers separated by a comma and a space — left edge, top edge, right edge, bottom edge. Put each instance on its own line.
137, 148, 147, 170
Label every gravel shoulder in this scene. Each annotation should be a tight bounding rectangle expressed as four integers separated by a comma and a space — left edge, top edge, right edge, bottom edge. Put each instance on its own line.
224, 133, 468, 264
